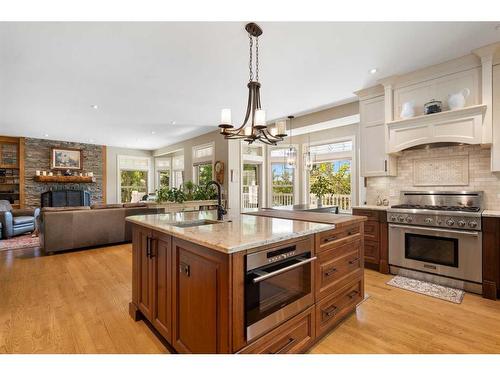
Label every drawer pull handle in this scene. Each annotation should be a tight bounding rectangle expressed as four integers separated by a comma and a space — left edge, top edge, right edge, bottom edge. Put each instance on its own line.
348, 257, 360, 265
324, 236, 337, 243
275, 337, 295, 354
324, 268, 337, 277
347, 290, 359, 299
322, 306, 338, 319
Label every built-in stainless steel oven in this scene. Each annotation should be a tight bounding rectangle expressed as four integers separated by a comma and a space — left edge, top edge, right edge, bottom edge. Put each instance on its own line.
245, 239, 316, 342
389, 223, 482, 286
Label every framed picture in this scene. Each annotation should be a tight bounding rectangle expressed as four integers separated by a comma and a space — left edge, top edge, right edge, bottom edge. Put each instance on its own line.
50, 147, 82, 170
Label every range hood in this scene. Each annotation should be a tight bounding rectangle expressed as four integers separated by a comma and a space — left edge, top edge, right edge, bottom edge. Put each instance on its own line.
386, 104, 487, 154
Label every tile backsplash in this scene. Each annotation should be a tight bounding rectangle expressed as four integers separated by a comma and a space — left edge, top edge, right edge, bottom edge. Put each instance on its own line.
366, 144, 500, 209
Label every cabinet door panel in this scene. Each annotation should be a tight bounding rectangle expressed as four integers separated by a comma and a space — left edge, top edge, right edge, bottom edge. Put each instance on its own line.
152, 233, 172, 341
136, 227, 153, 320
172, 239, 230, 354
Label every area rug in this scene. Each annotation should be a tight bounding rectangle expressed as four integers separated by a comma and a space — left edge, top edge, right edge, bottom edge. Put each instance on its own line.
387, 275, 465, 304
0, 234, 40, 251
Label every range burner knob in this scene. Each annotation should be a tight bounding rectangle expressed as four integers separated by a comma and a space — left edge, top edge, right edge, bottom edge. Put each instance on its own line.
398, 216, 405, 222
469, 221, 478, 228
390, 215, 397, 222
424, 217, 433, 224
446, 219, 455, 226
457, 220, 466, 227
405, 216, 413, 223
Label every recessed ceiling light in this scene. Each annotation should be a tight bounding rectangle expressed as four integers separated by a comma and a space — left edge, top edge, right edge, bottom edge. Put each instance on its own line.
151, 131, 156, 135
91, 104, 99, 109
44, 134, 49, 137
369, 68, 378, 74
171, 121, 176, 125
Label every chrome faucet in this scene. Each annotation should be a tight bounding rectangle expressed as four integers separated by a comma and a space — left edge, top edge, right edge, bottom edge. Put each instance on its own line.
206, 181, 227, 221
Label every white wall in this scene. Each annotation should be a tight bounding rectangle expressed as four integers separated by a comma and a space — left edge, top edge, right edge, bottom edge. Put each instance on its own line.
106, 146, 153, 204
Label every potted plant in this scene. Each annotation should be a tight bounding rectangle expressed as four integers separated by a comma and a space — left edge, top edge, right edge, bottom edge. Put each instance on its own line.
309, 173, 331, 208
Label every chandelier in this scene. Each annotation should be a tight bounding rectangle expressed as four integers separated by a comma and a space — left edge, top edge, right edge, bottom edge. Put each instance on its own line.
218, 23, 287, 145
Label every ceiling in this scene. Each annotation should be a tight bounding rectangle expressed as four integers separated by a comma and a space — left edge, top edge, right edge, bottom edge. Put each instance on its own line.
1, 22, 499, 150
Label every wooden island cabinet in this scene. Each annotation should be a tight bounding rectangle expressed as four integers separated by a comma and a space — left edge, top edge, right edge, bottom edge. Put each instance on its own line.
351, 207, 389, 274
128, 212, 366, 354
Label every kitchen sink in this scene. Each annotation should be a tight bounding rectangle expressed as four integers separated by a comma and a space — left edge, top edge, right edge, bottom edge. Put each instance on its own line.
171, 219, 223, 228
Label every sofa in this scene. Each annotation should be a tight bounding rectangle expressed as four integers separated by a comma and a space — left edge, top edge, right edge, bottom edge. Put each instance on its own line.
38, 203, 165, 253
0, 200, 40, 239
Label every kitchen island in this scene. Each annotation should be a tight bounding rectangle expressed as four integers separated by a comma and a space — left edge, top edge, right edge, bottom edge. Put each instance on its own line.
126, 210, 366, 353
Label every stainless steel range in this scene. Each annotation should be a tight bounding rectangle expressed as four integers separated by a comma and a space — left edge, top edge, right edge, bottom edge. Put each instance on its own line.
387, 191, 483, 293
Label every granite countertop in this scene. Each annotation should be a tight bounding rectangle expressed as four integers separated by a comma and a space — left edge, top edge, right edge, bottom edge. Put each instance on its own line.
351, 205, 390, 211
126, 210, 334, 254
482, 210, 500, 218
244, 210, 366, 228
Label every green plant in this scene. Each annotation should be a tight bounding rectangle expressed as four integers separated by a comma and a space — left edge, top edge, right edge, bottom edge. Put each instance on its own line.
193, 184, 218, 201
309, 174, 331, 198
183, 180, 195, 201
156, 181, 216, 203
155, 186, 186, 203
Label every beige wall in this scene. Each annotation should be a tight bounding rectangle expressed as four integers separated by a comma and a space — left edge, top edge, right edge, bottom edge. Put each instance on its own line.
291, 101, 359, 129
366, 144, 500, 209
153, 130, 229, 191
106, 146, 153, 204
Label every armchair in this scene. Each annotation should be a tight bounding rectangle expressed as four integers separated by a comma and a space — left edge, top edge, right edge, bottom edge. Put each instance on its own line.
0, 200, 40, 239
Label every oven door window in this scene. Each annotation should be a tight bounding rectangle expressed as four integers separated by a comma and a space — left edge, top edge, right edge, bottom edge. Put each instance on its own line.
405, 233, 459, 268
245, 256, 311, 328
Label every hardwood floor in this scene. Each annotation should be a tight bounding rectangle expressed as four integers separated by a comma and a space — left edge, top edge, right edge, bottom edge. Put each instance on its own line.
1, 244, 499, 354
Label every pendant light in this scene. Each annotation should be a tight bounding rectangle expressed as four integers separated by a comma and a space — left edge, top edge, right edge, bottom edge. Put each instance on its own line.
218, 23, 287, 145
285, 116, 297, 168
304, 133, 315, 171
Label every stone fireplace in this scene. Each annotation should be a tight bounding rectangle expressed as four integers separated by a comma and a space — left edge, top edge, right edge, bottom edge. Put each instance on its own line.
24, 138, 104, 208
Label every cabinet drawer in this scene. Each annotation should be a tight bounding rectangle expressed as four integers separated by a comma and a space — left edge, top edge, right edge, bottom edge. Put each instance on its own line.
316, 277, 363, 338
363, 220, 380, 242
239, 306, 315, 354
364, 240, 380, 264
316, 241, 362, 300
352, 209, 379, 221
315, 224, 361, 254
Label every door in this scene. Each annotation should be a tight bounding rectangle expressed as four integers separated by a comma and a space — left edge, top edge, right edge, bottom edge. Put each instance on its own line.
241, 163, 261, 211
151, 232, 172, 341
172, 238, 230, 354
134, 226, 154, 320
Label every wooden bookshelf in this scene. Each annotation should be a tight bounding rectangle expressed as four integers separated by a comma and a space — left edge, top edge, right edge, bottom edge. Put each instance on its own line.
0, 136, 24, 208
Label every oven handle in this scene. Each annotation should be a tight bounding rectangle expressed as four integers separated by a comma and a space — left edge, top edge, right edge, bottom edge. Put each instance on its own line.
389, 223, 480, 237
252, 256, 317, 283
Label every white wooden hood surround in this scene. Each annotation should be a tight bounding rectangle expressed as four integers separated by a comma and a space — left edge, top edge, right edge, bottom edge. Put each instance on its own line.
356, 41, 500, 175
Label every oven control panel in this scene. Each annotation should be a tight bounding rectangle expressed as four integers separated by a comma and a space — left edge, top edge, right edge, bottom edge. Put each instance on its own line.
267, 250, 297, 264
387, 212, 481, 230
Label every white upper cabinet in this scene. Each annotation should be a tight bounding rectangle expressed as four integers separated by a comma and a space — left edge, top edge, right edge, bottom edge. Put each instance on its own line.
357, 89, 397, 177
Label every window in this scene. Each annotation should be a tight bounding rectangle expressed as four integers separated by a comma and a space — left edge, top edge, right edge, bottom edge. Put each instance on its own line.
172, 155, 184, 188
194, 163, 213, 186
155, 158, 171, 189
117, 156, 150, 203
268, 146, 298, 207
306, 140, 353, 211
192, 142, 214, 184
